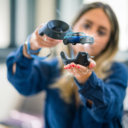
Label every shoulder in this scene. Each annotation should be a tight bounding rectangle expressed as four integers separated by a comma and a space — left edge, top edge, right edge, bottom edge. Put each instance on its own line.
110, 61, 128, 83
111, 61, 128, 73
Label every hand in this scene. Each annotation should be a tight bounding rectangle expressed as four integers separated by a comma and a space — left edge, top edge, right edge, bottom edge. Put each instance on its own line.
64, 59, 96, 84
29, 23, 62, 51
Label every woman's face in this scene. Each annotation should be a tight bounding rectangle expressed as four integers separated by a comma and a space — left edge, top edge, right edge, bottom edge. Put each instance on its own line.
72, 8, 111, 56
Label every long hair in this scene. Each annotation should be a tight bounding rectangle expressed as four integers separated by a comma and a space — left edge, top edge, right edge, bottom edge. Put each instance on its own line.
51, 2, 119, 104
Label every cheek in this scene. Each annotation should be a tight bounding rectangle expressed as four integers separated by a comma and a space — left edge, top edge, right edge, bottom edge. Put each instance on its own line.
97, 36, 110, 50
73, 23, 82, 32
89, 35, 110, 56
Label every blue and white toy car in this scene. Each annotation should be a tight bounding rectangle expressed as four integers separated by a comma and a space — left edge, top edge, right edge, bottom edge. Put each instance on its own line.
63, 32, 94, 45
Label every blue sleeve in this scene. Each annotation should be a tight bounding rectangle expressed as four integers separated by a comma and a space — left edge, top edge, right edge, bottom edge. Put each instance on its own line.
74, 62, 128, 122
6, 45, 60, 96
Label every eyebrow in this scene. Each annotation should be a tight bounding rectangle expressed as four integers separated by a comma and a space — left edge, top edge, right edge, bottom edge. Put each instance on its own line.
85, 19, 108, 32
85, 19, 93, 25
99, 26, 108, 32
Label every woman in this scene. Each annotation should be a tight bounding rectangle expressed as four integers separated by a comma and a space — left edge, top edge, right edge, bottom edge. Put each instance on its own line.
6, 2, 128, 128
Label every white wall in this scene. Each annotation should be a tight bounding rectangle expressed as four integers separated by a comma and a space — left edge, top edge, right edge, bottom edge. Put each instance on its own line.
58, 0, 82, 24
0, 64, 24, 120
35, 0, 56, 25
0, 0, 10, 48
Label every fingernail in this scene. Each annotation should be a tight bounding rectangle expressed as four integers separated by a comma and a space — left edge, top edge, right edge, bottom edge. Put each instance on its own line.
89, 62, 95, 68
69, 65, 72, 68
71, 64, 75, 67
76, 65, 80, 69
65, 66, 70, 69
64, 67, 67, 69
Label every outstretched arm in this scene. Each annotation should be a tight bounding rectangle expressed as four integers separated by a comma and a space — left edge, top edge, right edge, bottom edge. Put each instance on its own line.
6, 45, 60, 96
64, 62, 128, 122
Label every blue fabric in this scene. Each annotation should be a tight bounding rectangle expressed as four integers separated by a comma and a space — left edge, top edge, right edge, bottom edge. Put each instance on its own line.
26, 35, 51, 60
27, 35, 41, 54
6, 45, 128, 128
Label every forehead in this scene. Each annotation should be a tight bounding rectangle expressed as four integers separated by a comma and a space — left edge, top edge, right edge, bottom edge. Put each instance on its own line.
80, 8, 111, 30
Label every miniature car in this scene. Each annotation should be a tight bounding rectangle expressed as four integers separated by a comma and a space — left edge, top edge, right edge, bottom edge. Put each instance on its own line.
63, 32, 94, 45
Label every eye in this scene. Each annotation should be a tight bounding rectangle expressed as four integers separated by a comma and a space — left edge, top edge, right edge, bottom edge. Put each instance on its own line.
97, 30, 106, 36
83, 23, 91, 29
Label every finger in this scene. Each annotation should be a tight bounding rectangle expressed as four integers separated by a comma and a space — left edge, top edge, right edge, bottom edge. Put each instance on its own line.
35, 23, 45, 35
68, 63, 82, 75
46, 36, 62, 42
64, 63, 72, 69
31, 23, 63, 48
45, 39, 62, 47
32, 35, 59, 48
88, 59, 96, 69
34, 23, 47, 40
41, 35, 62, 47
74, 64, 92, 75
76, 64, 88, 71
35, 23, 62, 43
34, 33, 62, 48
64, 62, 76, 69
64, 63, 91, 78
31, 36, 51, 48
30, 26, 45, 45
64, 63, 83, 76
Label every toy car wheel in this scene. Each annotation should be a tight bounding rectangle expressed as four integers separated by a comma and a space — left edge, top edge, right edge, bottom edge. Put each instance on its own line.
72, 42, 76, 45
63, 39, 68, 45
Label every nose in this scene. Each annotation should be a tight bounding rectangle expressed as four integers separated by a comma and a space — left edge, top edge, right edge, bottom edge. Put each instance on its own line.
85, 32, 96, 40
84, 28, 95, 36
84, 31, 99, 45
84, 29, 97, 40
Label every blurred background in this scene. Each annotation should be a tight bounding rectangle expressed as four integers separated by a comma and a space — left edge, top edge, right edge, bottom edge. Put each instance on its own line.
0, 0, 128, 128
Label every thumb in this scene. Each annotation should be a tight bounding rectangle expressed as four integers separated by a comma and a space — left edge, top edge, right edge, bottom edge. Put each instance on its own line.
88, 59, 96, 69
